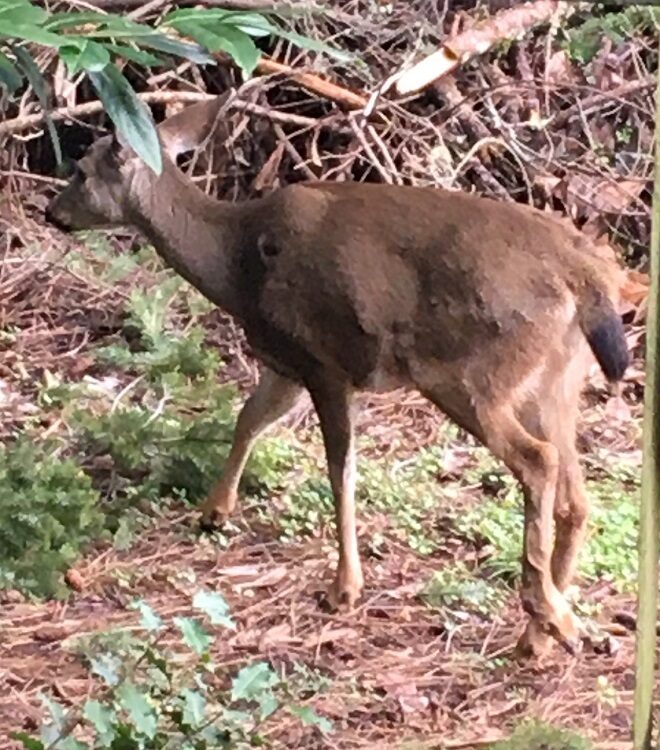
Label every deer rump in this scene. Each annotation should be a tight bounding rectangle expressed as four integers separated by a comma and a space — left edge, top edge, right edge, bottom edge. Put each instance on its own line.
234, 181, 628, 402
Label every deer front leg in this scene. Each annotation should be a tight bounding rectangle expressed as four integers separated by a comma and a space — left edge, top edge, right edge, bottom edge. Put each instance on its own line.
200, 368, 303, 527
309, 381, 363, 610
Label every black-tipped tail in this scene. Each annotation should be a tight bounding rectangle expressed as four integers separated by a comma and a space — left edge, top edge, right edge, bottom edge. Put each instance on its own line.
578, 290, 629, 382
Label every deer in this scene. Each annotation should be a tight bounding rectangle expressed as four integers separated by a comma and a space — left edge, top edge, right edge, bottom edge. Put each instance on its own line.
46, 93, 629, 658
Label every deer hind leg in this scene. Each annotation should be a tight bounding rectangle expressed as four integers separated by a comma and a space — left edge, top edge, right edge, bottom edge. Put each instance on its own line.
518, 450, 589, 656
551, 451, 589, 591
516, 363, 589, 656
308, 380, 363, 611
199, 368, 304, 526
472, 402, 581, 654
418, 375, 580, 654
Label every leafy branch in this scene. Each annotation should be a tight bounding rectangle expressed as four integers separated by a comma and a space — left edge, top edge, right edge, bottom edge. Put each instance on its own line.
11, 591, 332, 749
0, 0, 349, 172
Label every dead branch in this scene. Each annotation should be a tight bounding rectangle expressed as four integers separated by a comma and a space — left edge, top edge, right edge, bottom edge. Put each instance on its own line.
0, 90, 344, 136
552, 75, 656, 128
0, 53, 367, 139
254, 57, 369, 110
385, 0, 574, 96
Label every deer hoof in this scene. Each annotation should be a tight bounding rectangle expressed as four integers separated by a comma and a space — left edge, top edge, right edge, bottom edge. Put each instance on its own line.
517, 603, 582, 659
198, 491, 237, 531
323, 574, 363, 613
515, 619, 554, 660
547, 601, 582, 654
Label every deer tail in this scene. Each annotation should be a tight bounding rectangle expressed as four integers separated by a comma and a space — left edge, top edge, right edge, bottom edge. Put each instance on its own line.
576, 282, 629, 382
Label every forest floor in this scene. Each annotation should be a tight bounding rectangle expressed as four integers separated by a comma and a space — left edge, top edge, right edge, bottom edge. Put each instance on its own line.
0, 199, 656, 750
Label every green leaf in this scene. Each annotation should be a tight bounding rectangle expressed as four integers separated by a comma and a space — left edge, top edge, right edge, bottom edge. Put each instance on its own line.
116, 681, 158, 739
60, 39, 110, 75
12, 45, 62, 165
230, 662, 278, 702
162, 9, 275, 37
130, 599, 164, 632
171, 21, 260, 76
225, 12, 277, 37
0, 22, 65, 48
258, 692, 278, 720
10, 732, 45, 750
275, 29, 353, 63
144, 647, 171, 681
40, 693, 67, 730
89, 653, 121, 686
42, 11, 113, 31
193, 589, 235, 629
288, 704, 333, 733
75, 18, 157, 39
0, 0, 46, 25
12, 45, 48, 106
105, 43, 165, 67
0, 51, 22, 93
88, 64, 162, 174
138, 33, 214, 65
180, 688, 206, 728
174, 616, 212, 655
161, 8, 231, 24
83, 699, 116, 744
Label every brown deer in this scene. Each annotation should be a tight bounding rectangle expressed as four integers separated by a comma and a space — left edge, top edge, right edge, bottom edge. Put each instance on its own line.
46, 94, 629, 658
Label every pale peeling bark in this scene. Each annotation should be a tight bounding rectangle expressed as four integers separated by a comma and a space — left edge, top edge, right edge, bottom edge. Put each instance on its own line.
633, 42, 660, 750
381, 0, 572, 97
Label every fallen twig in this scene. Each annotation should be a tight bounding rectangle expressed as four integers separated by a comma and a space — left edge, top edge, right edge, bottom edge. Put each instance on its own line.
0, 90, 345, 136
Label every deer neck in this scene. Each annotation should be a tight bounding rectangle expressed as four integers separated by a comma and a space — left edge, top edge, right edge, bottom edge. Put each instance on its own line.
127, 159, 243, 314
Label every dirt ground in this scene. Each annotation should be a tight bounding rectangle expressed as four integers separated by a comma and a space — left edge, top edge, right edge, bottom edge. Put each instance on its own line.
0, 504, 650, 749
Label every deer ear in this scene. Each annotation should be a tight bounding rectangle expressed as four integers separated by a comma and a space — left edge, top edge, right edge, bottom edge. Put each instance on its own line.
157, 91, 234, 162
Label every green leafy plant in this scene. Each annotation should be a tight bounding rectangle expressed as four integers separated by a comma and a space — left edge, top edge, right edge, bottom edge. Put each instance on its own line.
564, 7, 660, 63
0, 0, 212, 171
453, 463, 639, 591
0, 438, 104, 598
0, 0, 349, 171
423, 561, 510, 617
12, 591, 332, 749
492, 719, 591, 750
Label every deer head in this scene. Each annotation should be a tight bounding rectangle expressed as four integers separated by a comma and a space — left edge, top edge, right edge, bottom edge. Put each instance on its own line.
46, 93, 234, 231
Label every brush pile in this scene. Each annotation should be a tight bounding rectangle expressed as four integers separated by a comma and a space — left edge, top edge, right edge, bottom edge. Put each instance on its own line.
0, 0, 654, 426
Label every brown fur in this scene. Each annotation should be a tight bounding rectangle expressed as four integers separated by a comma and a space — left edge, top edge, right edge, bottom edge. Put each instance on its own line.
46, 97, 629, 658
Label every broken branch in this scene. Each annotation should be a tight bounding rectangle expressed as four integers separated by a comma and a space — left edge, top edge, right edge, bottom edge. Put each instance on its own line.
0, 91, 337, 136
254, 57, 369, 109
379, 0, 573, 97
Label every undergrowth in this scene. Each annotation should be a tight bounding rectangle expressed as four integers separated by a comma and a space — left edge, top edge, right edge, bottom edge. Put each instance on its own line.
12, 590, 332, 749
455, 457, 640, 591
564, 6, 660, 64
0, 237, 641, 602
0, 438, 104, 598
492, 719, 592, 750
422, 561, 509, 619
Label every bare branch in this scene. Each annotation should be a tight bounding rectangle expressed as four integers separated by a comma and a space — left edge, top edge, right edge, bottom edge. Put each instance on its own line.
0, 91, 348, 136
